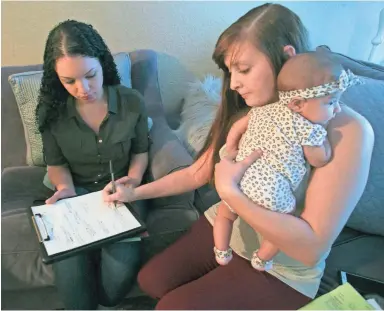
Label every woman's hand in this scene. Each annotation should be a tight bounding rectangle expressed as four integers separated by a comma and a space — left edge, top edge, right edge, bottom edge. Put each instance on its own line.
214, 149, 263, 200
46, 188, 77, 204
102, 177, 139, 203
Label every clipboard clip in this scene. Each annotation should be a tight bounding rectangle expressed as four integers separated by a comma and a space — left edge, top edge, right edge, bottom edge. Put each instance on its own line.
31, 213, 51, 242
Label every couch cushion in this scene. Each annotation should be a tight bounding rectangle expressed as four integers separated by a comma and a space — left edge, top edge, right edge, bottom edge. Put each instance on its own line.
7, 53, 132, 167
1, 166, 53, 213
146, 118, 195, 209
1, 166, 55, 291
1, 287, 62, 310
1, 211, 56, 291
340, 77, 384, 236
319, 234, 384, 296
307, 47, 384, 236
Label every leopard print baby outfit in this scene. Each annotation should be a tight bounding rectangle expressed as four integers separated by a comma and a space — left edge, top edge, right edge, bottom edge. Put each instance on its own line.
233, 101, 327, 213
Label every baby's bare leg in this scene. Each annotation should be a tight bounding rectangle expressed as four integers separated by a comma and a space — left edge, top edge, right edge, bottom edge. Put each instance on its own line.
213, 202, 238, 265
214, 202, 237, 250
252, 209, 296, 271
251, 239, 277, 272
258, 239, 279, 261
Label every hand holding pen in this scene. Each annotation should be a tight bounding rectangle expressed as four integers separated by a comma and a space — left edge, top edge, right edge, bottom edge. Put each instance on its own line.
109, 160, 117, 209
102, 175, 138, 204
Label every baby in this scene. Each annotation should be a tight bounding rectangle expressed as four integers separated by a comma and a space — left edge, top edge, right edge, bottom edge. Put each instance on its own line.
213, 52, 362, 271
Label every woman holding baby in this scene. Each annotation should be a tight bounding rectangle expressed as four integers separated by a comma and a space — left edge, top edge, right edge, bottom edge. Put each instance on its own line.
103, 3, 374, 309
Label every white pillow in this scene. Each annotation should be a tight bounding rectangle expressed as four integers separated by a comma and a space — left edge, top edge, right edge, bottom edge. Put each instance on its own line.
173, 75, 221, 157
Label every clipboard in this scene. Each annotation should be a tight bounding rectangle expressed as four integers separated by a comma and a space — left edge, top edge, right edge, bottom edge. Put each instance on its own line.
28, 199, 146, 265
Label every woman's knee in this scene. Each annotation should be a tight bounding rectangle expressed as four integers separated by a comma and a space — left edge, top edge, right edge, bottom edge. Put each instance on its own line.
138, 259, 168, 299
52, 254, 98, 309
100, 243, 141, 306
53, 253, 93, 284
101, 242, 141, 274
138, 246, 185, 300
99, 267, 140, 307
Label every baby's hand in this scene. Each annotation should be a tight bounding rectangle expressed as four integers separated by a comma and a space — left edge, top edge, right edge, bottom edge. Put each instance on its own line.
225, 140, 239, 158
219, 144, 238, 162
225, 115, 249, 157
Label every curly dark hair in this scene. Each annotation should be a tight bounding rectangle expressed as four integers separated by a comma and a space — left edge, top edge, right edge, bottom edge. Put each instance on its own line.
36, 20, 121, 132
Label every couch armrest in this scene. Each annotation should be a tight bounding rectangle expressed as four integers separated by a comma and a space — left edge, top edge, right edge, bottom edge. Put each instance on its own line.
316, 45, 384, 80
1, 166, 52, 214
145, 205, 198, 235
143, 121, 199, 233
129, 49, 199, 231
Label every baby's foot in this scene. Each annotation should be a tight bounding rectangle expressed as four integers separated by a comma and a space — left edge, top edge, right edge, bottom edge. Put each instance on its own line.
251, 250, 273, 271
214, 247, 233, 265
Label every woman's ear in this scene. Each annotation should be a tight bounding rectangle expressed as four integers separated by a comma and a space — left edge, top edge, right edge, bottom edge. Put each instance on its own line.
283, 45, 296, 58
287, 97, 305, 112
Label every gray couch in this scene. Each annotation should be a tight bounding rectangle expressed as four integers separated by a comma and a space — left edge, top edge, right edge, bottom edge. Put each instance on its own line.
2, 48, 384, 309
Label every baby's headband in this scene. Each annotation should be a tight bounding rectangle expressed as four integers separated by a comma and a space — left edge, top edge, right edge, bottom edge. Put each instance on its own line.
278, 69, 363, 102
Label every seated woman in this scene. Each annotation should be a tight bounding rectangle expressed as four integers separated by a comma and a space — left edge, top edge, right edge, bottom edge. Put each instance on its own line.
36, 20, 149, 310
103, 3, 374, 309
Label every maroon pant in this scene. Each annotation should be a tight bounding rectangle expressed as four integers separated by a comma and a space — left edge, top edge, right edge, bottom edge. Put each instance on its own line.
138, 217, 312, 310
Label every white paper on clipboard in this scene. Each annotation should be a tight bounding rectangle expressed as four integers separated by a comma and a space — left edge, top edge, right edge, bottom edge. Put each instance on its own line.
31, 191, 141, 255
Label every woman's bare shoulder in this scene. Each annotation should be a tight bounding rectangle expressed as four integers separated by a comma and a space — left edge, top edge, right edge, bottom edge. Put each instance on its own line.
301, 106, 374, 252
331, 105, 374, 141
316, 105, 374, 185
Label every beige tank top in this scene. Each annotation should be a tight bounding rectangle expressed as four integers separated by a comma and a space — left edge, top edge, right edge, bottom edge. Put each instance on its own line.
204, 164, 330, 298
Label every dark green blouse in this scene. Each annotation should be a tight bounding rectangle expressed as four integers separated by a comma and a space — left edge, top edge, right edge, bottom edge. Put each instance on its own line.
42, 85, 149, 192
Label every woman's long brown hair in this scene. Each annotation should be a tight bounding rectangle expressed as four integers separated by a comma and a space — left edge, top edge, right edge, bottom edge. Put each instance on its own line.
196, 3, 311, 184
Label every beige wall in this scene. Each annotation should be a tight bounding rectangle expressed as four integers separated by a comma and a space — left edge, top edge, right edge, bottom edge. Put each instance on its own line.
2, 1, 383, 77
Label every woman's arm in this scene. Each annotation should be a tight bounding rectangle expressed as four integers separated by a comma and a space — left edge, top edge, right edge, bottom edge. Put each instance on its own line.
46, 165, 77, 204
124, 152, 149, 187
303, 137, 332, 168
48, 165, 75, 191
136, 147, 213, 199
103, 147, 214, 202
217, 107, 374, 266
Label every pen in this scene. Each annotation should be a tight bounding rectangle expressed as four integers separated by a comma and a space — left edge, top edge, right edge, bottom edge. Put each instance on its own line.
109, 160, 117, 209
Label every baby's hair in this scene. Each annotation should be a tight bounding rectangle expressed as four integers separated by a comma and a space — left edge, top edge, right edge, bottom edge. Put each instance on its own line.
277, 51, 343, 92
